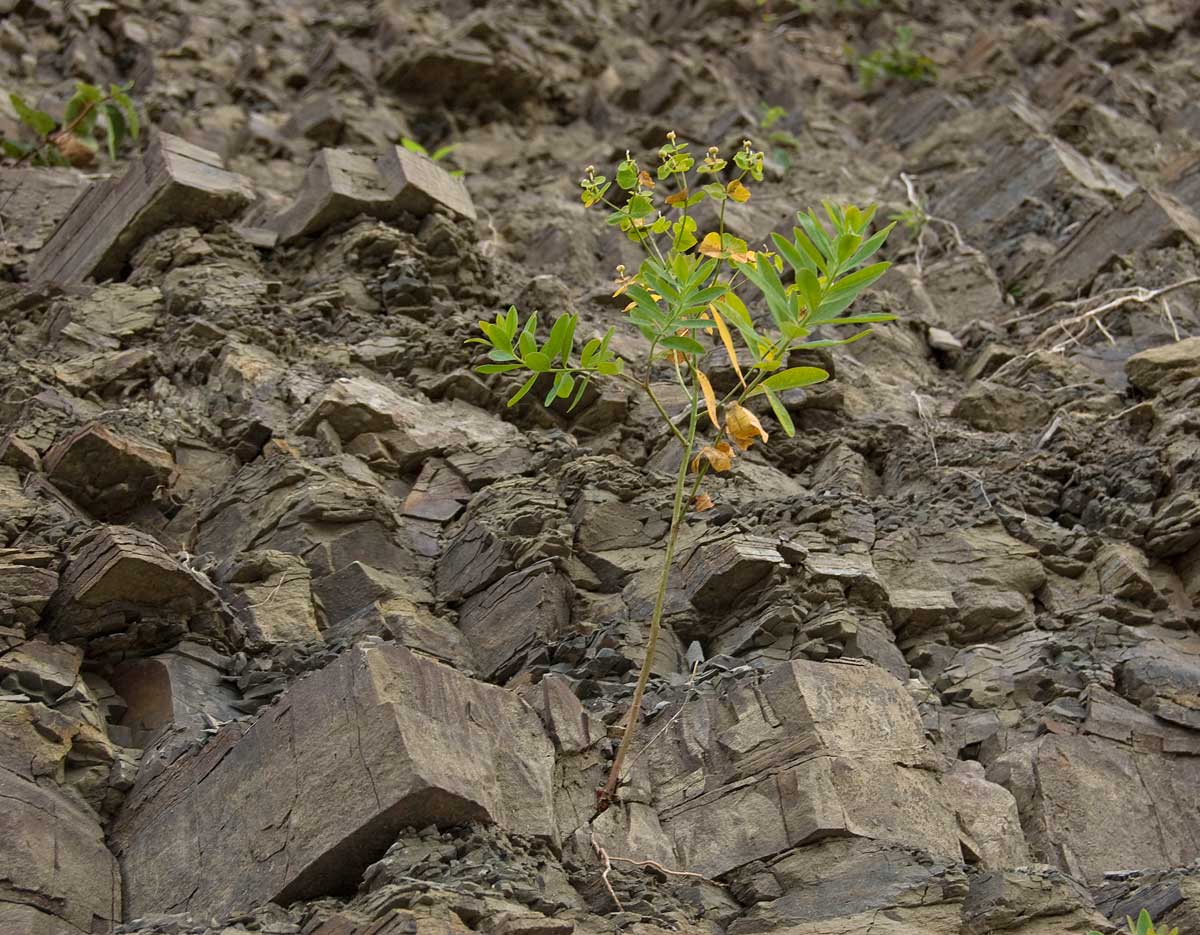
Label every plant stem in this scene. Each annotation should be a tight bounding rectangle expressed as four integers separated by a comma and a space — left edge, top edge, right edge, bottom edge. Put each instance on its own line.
595, 374, 699, 816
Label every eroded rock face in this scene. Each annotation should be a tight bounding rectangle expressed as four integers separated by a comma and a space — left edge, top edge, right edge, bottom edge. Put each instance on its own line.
644, 659, 1011, 878
0, 769, 122, 934
111, 642, 557, 919
3, 0, 1200, 932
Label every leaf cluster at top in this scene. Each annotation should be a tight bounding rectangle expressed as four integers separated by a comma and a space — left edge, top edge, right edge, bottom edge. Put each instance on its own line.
471, 132, 897, 465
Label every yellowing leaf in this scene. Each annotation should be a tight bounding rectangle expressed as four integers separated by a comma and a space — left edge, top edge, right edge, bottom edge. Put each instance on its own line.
693, 492, 716, 512
696, 369, 719, 428
727, 179, 751, 203
691, 442, 736, 473
709, 305, 745, 389
726, 403, 768, 451
698, 231, 724, 257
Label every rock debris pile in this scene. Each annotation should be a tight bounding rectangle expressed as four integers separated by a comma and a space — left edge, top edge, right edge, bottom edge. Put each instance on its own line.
1, 1, 1199, 933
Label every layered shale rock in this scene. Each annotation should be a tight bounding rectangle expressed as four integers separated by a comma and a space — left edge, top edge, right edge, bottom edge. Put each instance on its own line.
110, 642, 556, 919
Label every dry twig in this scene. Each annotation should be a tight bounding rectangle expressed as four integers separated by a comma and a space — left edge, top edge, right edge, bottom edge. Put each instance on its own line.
590, 830, 624, 912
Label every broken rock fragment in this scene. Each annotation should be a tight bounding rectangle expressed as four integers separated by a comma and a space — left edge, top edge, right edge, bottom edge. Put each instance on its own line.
112, 642, 556, 919
44, 423, 174, 521
29, 133, 255, 285
268, 145, 475, 244
46, 525, 225, 660
1125, 336, 1200, 395
458, 561, 573, 682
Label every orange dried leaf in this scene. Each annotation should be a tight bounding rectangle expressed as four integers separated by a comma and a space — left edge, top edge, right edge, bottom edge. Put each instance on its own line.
693, 493, 716, 512
638, 170, 656, 189
726, 403, 768, 451
696, 369, 719, 428
691, 442, 736, 473
709, 305, 745, 388
726, 179, 751, 203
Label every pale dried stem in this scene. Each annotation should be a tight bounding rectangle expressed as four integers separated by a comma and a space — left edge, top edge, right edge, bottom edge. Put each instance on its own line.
990, 276, 1200, 384
911, 390, 940, 467
590, 830, 624, 912
244, 575, 308, 609
606, 854, 725, 887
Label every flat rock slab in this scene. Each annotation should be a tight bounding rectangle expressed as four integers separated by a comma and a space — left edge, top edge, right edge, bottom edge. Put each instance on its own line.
268, 145, 475, 244
111, 642, 556, 919
0, 767, 121, 934
647, 659, 978, 879
29, 133, 254, 286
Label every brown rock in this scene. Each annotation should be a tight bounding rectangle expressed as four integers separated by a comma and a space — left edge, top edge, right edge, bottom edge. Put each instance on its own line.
952, 382, 1053, 433
1049, 190, 1200, 293
111, 643, 556, 919
44, 423, 174, 520
988, 733, 1200, 882
1125, 337, 1200, 395
648, 660, 969, 878
269, 145, 474, 244
29, 133, 255, 285
219, 550, 322, 647
682, 534, 784, 611
458, 562, 573, 681
46, 525, 224, 660
0, 768, 121, 934
110, 641, 241, 744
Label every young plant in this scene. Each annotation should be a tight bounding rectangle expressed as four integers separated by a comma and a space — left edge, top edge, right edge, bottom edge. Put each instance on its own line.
469, 133, 896, 816
2, 81, 139, 167
848, 26, 938, 92
399, 136, 464, 177
1090, 909, 1180, 935
756, 102, 803, 172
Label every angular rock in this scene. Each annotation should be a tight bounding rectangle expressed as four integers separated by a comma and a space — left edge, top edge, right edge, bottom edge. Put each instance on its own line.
0, 768, 121, 934
299, 377, 514, 468
311, 560, 431, 629
111, 643, 556, 919
0, 639, 81, 703
952, 382, 1053, 433
648, 660, 970, 878
0, 562, 59, 633
682, 534, 784, 612
988, 733, 1200, 881
962, 866, 1107, 935
458, 561, 573, 681
46, 525, 224, 660
0, 166, 91, 254
1125, 337, 1200, 395
44, 423, 174, 520
268, 145, 475, 244
110, 641, 241, 745
1048, 189, 1200, 293
402, 458, 470, 522
29, 133, 255, 285
219, 553, 321, 647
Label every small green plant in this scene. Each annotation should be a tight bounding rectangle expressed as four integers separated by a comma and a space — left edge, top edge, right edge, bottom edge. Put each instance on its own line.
1090, 909, 1180, 935
1, 81, 139, 167
469, 133, 896, 815
400, 136, 464, 177
848, 26, 938, 92
756, 102, 803, 172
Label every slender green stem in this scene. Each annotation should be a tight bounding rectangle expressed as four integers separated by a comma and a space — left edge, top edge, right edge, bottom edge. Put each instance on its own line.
597, 372, 700, 815
645, 382, 689, 447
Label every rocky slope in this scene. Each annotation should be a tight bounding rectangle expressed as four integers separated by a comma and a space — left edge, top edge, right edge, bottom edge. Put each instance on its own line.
1, 0, 1200, 933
